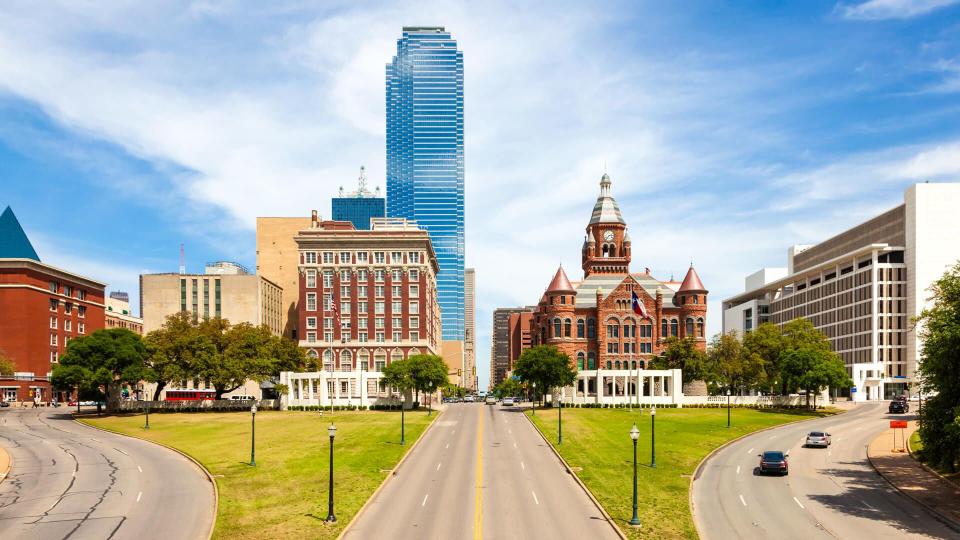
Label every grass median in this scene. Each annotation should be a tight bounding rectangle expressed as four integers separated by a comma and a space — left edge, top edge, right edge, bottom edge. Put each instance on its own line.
80, 409, 436, 539
529, 405, 837, 539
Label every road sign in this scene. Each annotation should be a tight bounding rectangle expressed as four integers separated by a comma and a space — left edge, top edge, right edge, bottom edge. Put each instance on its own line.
851, 387, 857, 393
890, 420, 908, 429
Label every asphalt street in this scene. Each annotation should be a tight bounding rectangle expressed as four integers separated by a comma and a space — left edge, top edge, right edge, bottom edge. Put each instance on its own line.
692, 402, 960, 540
0, 407, 214, 540
344, 402, 620, 540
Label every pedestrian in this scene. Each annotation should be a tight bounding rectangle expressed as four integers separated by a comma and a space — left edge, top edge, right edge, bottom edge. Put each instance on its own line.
33, 393, 40, 408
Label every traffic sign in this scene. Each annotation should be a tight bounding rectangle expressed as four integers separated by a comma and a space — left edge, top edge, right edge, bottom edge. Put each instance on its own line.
890, 420, 908, 429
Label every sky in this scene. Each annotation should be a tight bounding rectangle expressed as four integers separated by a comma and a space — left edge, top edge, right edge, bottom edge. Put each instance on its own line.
2, 0, 960, 390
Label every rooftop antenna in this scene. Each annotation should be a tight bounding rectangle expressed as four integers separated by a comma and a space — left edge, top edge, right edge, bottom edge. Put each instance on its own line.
179, 244, 185, 275
338, 185, 345, 197
358, 165, 368, 195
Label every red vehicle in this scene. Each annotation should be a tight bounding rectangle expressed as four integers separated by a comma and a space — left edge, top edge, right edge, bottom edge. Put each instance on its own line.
165, 390, 216, 401
758, 451, 789, 475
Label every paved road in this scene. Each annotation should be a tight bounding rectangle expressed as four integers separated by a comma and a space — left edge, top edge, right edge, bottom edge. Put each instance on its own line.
0, 408, 214, 540
344, 402, 620, 540
692, 402, 960, 539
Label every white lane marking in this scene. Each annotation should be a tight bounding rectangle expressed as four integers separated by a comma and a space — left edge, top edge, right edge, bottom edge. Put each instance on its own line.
137, 491, 142, 503
436, 462, 442, 471
828, 450, 832, 457
747, 448, 754, 454
115, 448, 129, 456
863, 500, 875, 510
736, 465, 741, 475
72, 470, 76, 477
445, 443, 449, 449
521, 461, 526, 471
532, 491, 540, 505
739, 494, 747, 506
138, 465, 143, 473
513, 442, 517, 449
794, 497, 805, 509
509, 429, 512, 434
91, 438, 101, 443
769, 435, 776, 440
422, 493, 429, 506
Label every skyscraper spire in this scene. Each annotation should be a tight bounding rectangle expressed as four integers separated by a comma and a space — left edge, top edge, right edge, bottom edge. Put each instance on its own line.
0, 206, 40, 261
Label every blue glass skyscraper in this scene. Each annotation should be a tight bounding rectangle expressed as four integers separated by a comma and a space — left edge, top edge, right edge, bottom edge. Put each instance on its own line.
386, 27, 465, 341
332, 166, 385, 230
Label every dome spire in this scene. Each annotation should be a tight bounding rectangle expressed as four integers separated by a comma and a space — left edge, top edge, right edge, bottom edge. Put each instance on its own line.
589, 171, 624, 225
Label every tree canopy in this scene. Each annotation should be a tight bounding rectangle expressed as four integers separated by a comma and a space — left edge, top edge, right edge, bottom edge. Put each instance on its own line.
0, 348, 14, 376
650, 336, 708, 382
916, 262, 960, 472
513, 345, 577, 404
492, 377, 524, 399
51, 328, 153, 410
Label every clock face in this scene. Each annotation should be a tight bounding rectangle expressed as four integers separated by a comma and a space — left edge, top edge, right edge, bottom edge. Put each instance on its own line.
603, 230, 615, 242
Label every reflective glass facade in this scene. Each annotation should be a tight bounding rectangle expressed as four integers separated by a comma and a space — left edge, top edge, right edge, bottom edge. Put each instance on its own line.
332, 197, 385, 230
386, 27, 464, 340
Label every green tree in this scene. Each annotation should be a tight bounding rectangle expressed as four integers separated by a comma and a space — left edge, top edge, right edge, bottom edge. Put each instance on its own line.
513, 345, 577, 406
51, 328, 153, 411
143, 312, 211, 400
650, 337, 709, 383
780, 347, 851, 409
0, 348, 14, 376
742, 323, 786, 393
493, 377, 524, 399
381, 358, 414, 406
409, 354, 449, 411
916, 262, 960, 472
442, 383, 466, 399
194, 321, 288, 399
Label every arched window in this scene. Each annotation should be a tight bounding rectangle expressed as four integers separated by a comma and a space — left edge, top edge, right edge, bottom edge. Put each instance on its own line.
564, 318, 572, 337
374, 350, 387, 371
602, 244, 610, 258
554, 318, 562, 338
358, 349, 370, 371
390, 349, 403, 364
409, 348, 421, 356
587, 318, 597, 339
697, 318, 705, 337
686, 317, 694, 336
307, 349, 319, 359
631, 360, 637, 369
639, 360, 645, 369
670, 319, 679, 337
610, 245, 617, 257
661, 318, 668, 337
587, 352, 596, 370
615, 361, 621, 370
577, 319, 585, 338
606, 361, 612, 370
540, 327, 546, 344
340, 350, 353, 371
693, 295, 699, 304
576, 352, 585, 371
323, 349, 334, 371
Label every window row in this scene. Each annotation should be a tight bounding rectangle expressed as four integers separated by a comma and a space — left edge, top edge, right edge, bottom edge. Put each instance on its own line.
304, 330, 421, 344
302, 251, 423, 265
49, 317, 86, 334
304, 268, 422, 287
303, 347, 423, 371
48, 281, 87, 300
49, 299, 87, 317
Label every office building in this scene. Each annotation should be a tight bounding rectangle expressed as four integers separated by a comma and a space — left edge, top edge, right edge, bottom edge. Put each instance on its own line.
722, 183, 960, 401
105, 291, 143, 334
0, 207, 106, 402
386, 26, 465, 342
464, 268, 476, 390
490, 306, 534, 388
256, 216, 312, 339
332, 166, 385, 230
140, 262, 283, 335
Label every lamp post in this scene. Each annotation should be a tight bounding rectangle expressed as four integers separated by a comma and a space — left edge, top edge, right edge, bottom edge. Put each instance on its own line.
650, 405, 656, 468
726, 388, 731, 428
532, 382, 537, 416
249, 403, 257, 467
558, 390, 563, 445
143, 403, 150, 430
401, 394, 406, 446
629, 424, 641, 527
326, 423, 337, 523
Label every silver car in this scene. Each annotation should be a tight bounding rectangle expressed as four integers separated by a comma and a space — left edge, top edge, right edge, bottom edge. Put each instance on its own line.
805, 431, 831, 448
502, 397, 515, 406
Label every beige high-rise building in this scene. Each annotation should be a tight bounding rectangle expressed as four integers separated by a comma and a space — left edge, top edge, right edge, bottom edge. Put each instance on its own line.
256, 216, 312, 339
464, 268, 476, 390
140, 262, 283, 335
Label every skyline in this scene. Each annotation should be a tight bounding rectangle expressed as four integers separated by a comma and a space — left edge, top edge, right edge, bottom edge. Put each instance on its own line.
2, 1, 960, 390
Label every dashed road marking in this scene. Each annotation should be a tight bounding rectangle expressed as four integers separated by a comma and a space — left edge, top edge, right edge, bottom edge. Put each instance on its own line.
532, 491, 540, 505
747, 448, 754, 454
137, 491, 142, 503
445, 444, 449, 449
736, 465, 741, 475
436, 462, 442, 471
422, 493, 429, 506
863, 500, 875, 510
794, 497, 805, 509
138, 465, 143, 473
513, 442, 517, 449
115, 448, 129, 456
739, 494, 747, 506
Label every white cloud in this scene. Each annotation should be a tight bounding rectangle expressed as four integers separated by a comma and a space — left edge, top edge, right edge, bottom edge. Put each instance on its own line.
837, 0, 959, 20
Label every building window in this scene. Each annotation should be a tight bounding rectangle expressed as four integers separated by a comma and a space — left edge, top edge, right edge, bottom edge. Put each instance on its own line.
64, 303, 73, 314
587, 318, 597, 339
49, 299, 58, 311
358, 285, 368, 298
50, 316, 57, 329
392, 316, 402, 328
340, 302, 351, 315
375, 317, 385, 329
306, 293, 317, 311
322, 252, 334, 264
358, 302, 368, 315
375, 270, 385, 282
340, 270, 351, 282
78, 290, 86, 300
697, 318, 704, 337
409, 269, 419, 280
410, 317, 419, 328
686, 317, 694, 336
376, 331, 385, 343
376, 285, 385, 298
564, 319, 572, 337
375, 352, 386, 371
661, 318, 668, 337
324, 294, 334, 311
306, 317, 317, 329
392, 331, 402, 342
358, 318, 368, 329
357, 252, 368, 264
409, 252, 421, 263
553, 319, 562, 337
64, 320, 71, 332
577, 319, 585, 338
78, 323, 85, 334
306, 270, 317, 288
670, 319, 679, 337
374, 252, 385, 264
305, 252, 317, 264
50, 334, 57, 346
576, 352, 585, 370
390, 251, 402, 264
306, 332, 317, 343
391, 269, 403, 281
341, 285, 351, 298
410, 285, 419, 297
63, 285, 73, 297
392, 301, 402, 313
409, 332, 419, 342
50, 351, 59, 363
339, 252, 351, 264
409, 301, 419, 314
392, 285, 402, 297
587, 353, 596, 370
49, 281, 58, 293
323, 271, 334, 288
606, 361, 612, 369
359, 331, 368, 343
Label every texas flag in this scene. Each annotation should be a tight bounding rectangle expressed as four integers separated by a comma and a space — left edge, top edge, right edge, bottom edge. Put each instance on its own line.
632, 290, 649, 319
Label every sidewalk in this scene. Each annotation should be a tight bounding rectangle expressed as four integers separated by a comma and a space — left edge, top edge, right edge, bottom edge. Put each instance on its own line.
867, 420, 960, 528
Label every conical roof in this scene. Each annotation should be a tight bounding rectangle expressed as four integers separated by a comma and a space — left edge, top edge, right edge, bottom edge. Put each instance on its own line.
589, 173, 625, 225
546, 265, 575, 293
0, 206, 40, 261
678, 264, 706, 292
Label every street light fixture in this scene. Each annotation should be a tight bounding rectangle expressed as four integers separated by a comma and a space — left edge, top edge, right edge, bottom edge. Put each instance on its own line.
557, 390, 563, 445
532, 382, 537, 416
249, 403, 257, 467
726, 388, 731, 429
629, 424, 641, 527
650, 405, 657, 469
143, 403, 150, 431
326, 423, 337, 523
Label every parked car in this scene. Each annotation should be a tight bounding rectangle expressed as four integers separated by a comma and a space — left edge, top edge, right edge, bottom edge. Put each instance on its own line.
0, 401, 10, 408
758, 451, 789, 475
805, 431, 831, 448
889, 400, 909, 413
229, 395, 256, 401
502, 397, 515, 406
485, 396, 497, 405
464, 395, 475, 403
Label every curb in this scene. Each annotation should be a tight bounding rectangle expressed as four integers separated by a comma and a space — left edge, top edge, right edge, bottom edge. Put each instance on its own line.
689, 407, 847, 540
74, 415, 219, 540
336, 409, 443, 540
0, 446, 11, 486
524, 410, 628, 540
906, 428, 960, 488
868, 428, 960, 531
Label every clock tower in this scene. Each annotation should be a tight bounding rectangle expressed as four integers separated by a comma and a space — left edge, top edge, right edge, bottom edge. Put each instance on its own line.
582, 173, 631, 277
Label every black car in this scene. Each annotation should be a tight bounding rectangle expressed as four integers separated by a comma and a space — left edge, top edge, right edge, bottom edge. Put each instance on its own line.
758, 451, 789, 475
889, 400, 909, 414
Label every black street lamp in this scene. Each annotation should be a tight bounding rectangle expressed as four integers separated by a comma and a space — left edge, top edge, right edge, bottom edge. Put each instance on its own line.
557, 390, 563, 445
650, 405, 657, 469
532, 382, 537, 416
726, 388, 731, 428
629, 424, 641, 527
326, 423, 337, 523
143, 404, 150, 430
249, 403, 257, 467
401, 397, 406, 446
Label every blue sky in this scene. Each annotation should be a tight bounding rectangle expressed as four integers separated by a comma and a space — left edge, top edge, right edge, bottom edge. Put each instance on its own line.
2, 0, 960, 389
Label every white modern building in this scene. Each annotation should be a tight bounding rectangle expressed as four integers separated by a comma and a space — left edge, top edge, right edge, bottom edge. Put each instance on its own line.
723, 183, 960, 401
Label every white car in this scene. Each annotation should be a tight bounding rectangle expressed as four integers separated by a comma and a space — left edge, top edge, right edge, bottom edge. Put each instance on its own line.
485, 396, 497, 405
805, 431, 832, 448
502, 397, 515, 406
463, 395, 475, 403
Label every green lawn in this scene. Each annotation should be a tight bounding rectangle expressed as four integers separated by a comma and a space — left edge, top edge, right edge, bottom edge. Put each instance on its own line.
81, 409, 435, 539
530, 406, 836, 539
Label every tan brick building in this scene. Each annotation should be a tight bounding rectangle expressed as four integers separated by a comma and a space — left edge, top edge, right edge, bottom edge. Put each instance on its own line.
256, 216, 312, 339
529, 173, 707, 399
